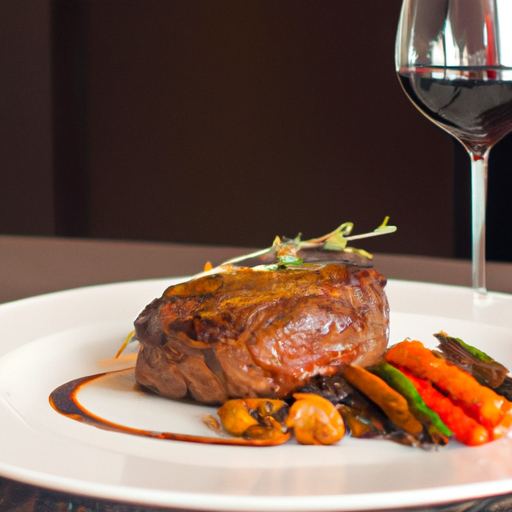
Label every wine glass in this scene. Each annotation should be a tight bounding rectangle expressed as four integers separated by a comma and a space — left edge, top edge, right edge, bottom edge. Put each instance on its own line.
395, 0, 512, 302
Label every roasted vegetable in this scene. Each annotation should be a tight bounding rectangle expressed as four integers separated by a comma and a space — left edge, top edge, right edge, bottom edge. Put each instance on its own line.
402, 370, 489, 446
434, 331, 509, 388
342, 364, 423, 435
385, 340, 512, 440
494, 378, 512, 402
368, 361, 452, 445
434, 331, 512, 402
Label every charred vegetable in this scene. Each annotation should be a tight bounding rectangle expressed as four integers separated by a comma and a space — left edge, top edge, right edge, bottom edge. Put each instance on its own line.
435, 331, 512, 401
434, 331, 509, 388
368, 361, 452, 445
342, 364, 423, 436
402, 369, 489, 446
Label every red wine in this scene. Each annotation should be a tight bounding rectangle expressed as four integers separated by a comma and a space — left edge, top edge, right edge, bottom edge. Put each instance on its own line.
398, 67, 512, 154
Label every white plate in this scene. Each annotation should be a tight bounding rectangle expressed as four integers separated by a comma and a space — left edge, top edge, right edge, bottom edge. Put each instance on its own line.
1, 277, 512, 511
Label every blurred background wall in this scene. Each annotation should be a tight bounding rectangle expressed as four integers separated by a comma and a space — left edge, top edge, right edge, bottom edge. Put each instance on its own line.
1, 0, 511, 260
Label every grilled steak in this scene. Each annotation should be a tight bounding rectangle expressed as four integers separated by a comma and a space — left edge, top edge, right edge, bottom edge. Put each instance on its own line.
134, 262, 389, 404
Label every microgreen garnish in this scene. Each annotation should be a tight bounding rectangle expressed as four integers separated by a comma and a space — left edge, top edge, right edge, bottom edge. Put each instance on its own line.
278, 255, 304, 266
222, 217, 396, 268
115, 330, 136, 358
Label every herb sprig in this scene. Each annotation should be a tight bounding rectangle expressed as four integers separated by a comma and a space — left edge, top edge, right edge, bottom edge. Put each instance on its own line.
222, 217, 396, 269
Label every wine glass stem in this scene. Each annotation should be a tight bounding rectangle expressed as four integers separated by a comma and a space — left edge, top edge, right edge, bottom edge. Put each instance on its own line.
470, 149, 490, 301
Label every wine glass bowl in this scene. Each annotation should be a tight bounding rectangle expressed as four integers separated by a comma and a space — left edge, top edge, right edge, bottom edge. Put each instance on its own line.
398, 69, 512, 155
395, 0, 512, 301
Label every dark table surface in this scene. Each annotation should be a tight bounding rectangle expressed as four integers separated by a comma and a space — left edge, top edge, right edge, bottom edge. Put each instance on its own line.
2, 235, 512, 512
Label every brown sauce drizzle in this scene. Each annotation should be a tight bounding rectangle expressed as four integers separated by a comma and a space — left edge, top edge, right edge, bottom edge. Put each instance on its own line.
49, 370, 288, 446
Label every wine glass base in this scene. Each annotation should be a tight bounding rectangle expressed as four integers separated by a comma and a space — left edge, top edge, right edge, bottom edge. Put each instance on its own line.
472, 288, 512, 307
473, 288, 490, 306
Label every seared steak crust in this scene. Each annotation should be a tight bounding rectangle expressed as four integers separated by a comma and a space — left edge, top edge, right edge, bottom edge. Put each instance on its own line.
134, 263, 389, 404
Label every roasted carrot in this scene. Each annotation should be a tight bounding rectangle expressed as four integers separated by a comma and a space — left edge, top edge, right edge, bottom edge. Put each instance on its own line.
385, 340, 512, 438
401, 369, 489, 446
